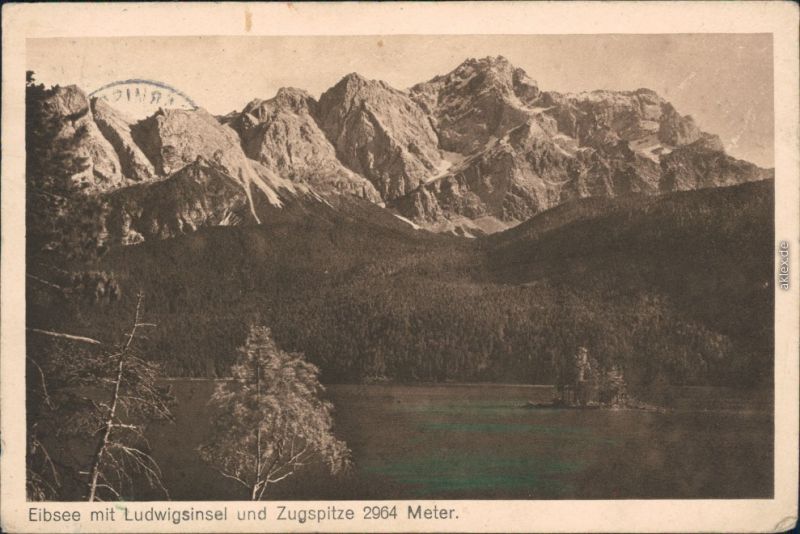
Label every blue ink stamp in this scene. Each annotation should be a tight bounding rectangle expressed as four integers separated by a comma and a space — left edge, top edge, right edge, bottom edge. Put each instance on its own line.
89, 79, 197, 120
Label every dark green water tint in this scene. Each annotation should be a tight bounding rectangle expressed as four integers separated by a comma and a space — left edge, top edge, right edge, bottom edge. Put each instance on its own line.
146, 382, 773, 500
357, 394, 617, 498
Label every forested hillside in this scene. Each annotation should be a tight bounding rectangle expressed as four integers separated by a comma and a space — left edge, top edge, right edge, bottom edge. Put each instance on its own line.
34, 180, 773, 388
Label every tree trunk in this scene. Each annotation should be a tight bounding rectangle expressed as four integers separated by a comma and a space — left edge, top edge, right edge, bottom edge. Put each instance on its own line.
87, 354, 125, 501
253, 361, 262, 501
86, 294, 143, 501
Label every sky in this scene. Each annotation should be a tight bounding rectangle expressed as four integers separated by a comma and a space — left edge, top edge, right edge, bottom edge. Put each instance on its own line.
28, 34, 773, 167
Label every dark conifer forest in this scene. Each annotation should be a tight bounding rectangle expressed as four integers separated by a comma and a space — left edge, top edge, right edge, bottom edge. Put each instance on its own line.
30, 180, 773, 389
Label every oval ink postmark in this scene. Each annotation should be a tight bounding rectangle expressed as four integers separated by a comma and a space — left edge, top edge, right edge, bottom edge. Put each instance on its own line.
89, 79, 197, 120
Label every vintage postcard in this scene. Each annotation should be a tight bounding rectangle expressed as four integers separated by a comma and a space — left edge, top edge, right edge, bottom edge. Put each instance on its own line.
2, 2, 798, 532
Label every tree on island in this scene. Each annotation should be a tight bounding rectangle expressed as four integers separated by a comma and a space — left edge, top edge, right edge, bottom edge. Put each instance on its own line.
553, 346, 629, 407
198, 325, 350, 500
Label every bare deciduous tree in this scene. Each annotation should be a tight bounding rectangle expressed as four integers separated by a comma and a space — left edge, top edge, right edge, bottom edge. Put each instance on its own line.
26, 292, 173, 501
198, 325, 350, 500
82, 292, 173, 501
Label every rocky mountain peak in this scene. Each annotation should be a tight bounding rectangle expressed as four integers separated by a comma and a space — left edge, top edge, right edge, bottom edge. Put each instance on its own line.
225, 87, 382, 203
317, 72, 442, 200
130, 106, 288, 218
322, 72, 403, 109
104, 157, 258, 245
90, 96, 156, 182
131, 107, 230, 176
275, 87, 316, 105
457, 55, 513, 73
242, 87, 318, 120
339, 71, 370, 85
38, 56, 771, 245
410, 56, 541, 153
415, 55, 539, 106
44, 85, 90, 117
326, 72, 383, 101
535, 87, 703, 155
392, 58, 769, 235
41, 85, 127, 191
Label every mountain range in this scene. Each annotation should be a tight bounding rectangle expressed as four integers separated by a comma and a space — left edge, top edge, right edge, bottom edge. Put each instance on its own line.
30, 56, 774, 386
43, 55, 772, 241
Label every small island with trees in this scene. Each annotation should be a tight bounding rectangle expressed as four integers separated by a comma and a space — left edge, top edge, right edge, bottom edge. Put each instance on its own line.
524, 346, 661, 411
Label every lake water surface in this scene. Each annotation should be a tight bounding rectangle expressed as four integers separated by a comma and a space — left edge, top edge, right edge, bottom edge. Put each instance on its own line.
148, 382, 772, 500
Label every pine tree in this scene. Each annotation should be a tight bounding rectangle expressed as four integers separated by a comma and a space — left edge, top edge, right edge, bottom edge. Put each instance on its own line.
25, 71, 108, 266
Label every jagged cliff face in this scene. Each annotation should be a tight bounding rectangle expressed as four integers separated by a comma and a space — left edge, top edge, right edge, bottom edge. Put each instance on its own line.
90, 97, 156, 183
538, 89, 703, 150
226, 87, 382, 203
105, 158, 255, 245
117, 106, 317, 239
389, 57, 770, 235
41, 56, 772, 242
411, 56, 542, 154
660, 136, 773, 192
317, 73, 443, 200
40, 86, 315, 244
42, 86, 128, 191
131, 108, 259, 186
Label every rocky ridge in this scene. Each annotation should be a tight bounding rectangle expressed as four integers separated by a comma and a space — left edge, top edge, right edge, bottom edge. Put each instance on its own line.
46, 56, 772, 242
42, 86, 128, 191
316, 73, 443, 200
105, 157, 255, 245
391, 57, 770, 235
90, 97, 157, 183
410, 56, 543, 153
225, 87, 382, 203
42, 85, 322, 243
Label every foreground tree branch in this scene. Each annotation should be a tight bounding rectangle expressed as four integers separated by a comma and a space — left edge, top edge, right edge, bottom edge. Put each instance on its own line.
27, 328, 102, 345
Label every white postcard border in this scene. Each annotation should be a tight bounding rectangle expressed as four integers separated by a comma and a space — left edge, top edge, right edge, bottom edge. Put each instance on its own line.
2, 2, 798, 532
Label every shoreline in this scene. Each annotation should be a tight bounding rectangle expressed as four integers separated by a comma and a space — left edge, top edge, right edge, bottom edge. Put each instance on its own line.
158, 378, 768, 392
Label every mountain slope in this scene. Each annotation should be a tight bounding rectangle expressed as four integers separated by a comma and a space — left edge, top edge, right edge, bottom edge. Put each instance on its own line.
410, 55, 544, 153
393, 57, 771, 234
37, 86, 325, 245
41, 57, 771, 243
225, 88, 383, 202
90, 97, 157, 183
501, 181, 775, 386
317, 73, 443, 200
104, 158, 258, 244
659, 136, 772, 191
70, 180, 773, 389
42, 85, 127, 190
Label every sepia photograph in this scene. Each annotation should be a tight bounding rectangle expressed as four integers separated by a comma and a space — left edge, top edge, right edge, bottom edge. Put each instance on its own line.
21, 31, 778, 501
2, 2, 798, 533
